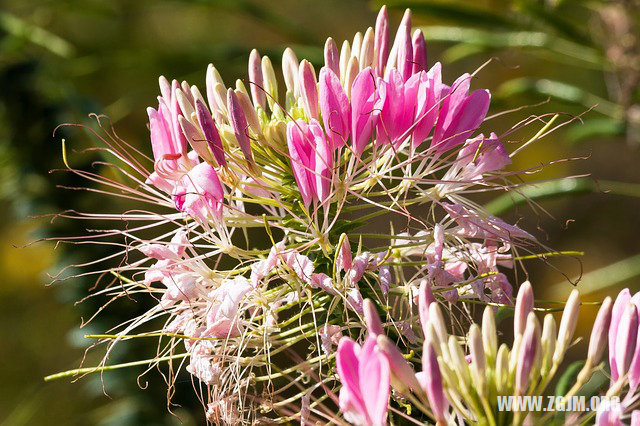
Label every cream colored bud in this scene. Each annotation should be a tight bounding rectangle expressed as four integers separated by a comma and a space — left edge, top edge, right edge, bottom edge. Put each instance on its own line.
540, 313, 557, 376
469, 324, 486, 395
359, 27, 375, 70
482, 306, 498, 363
553, 289, 580, 365
339, 40, 351, 83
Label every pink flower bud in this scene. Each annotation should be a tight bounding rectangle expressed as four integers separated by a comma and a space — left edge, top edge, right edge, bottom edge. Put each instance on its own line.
336, 337, 390, 426
248, 49, 266, 109
374, 5, 389, 74
195, 99, 226, 167
514, 281, 534, 337
412, 29, 427, 74
376, 335, 423, 394
324, 37, 340, 76
609, 289, 632, 382
421, 341, 449, 424
227, 88, 254, 165
364, 299, 384, 336
614, 303, 638, 379
394, 9, 412, 81
319, 67, 351, 150
282, 47, 299, 95
515, 313, 540, 395
587, 296, 612, 366
336, 234, 352, 272
359, 27, 375, 70
178, 115, 212, 164
147, 106, 178, 161
298, 60, 319, 120
628, 293, 640, 390
350, 67, 381, 155
418, 279, 435, 335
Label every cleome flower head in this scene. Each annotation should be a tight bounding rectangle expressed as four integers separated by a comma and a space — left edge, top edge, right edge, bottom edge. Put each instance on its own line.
45, 5, 593, 425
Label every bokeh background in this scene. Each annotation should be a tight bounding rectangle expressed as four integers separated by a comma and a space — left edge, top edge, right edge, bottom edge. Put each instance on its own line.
1, 0, 638, 424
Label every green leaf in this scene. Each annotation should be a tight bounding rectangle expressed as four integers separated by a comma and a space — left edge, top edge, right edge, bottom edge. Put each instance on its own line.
566, 117, 625, 142
555, 360, 586, 396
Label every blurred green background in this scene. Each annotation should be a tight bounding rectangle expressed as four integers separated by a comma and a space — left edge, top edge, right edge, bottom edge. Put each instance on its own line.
1, 0, 638, 424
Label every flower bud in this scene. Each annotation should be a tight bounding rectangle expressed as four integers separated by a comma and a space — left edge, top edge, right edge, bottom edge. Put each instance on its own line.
614, 303, 638, 379
374, 5, 389, 74
159, 75, 171, 101
610, 289, 632, 382
514, 281, 534, 337
394, 9, 412, 81
227, 88, 254, 165
195, 99, 226, 167
179, 115, 213, 164
248, 49, 265, 109
553, 289, 580, 366
447, 335, 470, 386
234, 90, 261, 138
587, 296, 613, 367
429, 302, 448, 345
363, 299, 384, 336
324, 37, 339, 76
336, 234, 352, 272
418, 279, 435, 335
540, 313, 556, 376
339, 40, 351, 83
298, 60, 319, 120
282, 48, 299, 96
515, 312, 540, 395
206, 64, 226, 122
468, 324, 486, 395
344, 56, 360, 98
351, 32, 363, 62
482, 306, 497, 363
495, 344, 510, 394
212, 82, 229, 120
176, 88, 196, 126
261, 55, 278, 109
422, 341, 449, 424
411, 29, 427, 74
376, 335, 423, 395
190, 85, 206, 110
359, 27, 375, 70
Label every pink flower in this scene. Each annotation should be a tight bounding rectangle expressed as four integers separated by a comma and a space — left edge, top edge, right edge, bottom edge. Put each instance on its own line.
203, 277, 253, 338
432, 74, 490, 153
442, 202, 535, 242
336, 337, 390, 426
173, 162, 225, 222
351, 67, 382, 155
286, 119, 332, 207
319, 67, 351, 150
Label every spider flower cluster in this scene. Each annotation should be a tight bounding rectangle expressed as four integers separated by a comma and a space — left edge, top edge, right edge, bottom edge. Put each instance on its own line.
47, 5, 612, 425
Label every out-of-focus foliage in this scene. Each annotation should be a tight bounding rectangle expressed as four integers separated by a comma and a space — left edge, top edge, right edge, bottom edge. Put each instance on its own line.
382, 0, 640, 144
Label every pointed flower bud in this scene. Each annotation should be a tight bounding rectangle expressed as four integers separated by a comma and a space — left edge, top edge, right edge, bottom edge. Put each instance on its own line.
412, 29, 427, 74
336, 233, 352, 272
374, 5, 389, 74
350, 67, 381, 155
553, 289, 580, 365
261, 56, 278, 109
339, 40, 351, 83
514, 281, 534, 337
351, 32, 363, 62
394, 9, 412, 81
515, 312, 540, 395
234, 89, 261, 137
227, 88, 254, 165
482, 306, 497, 362
247, 49, 265, 110
469, 324, 486, 394
429, 302, 448, 345
422, 341, 449, 424
195, 99, 226, 167
344, 56, 360, 98
282, 48, 299, 95
319, 67, 351, 150
376, 335, 423, 395
609, 289, 632, 382
418, 279, 435, 336
178, 115, 214, 164
614, 303, 638, 380
587, 296, 613, 367
495, 344, 510, 394
299, 60, 319, 120
324, 37, 340, 76
363, 299, 384, 336
359, 27, 375, 70
540, 313, 556, 376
